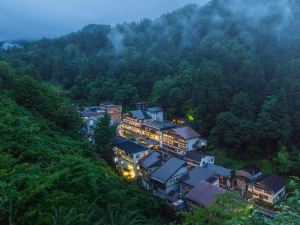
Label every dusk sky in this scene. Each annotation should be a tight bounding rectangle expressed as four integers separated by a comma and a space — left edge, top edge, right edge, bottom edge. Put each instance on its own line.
0, 0, 208, 41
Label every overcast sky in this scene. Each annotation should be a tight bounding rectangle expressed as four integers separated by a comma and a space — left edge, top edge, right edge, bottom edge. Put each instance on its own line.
0, 0, 208, 41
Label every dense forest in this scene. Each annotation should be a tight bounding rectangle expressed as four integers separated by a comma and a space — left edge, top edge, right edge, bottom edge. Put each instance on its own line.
0, 62, 169, 224
1, 0, 300, 173
0, 0, 300, 224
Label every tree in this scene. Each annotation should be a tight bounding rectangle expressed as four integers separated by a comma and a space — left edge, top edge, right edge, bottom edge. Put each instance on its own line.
94, 114, 115, 161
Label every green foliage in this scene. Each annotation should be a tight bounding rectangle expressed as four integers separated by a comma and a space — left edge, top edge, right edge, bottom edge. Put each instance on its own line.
0, 66, 165, 225
94, 114, 115, 161
182, 193, 253, 225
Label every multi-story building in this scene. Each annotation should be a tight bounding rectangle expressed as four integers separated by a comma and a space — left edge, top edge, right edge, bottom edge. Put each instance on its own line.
233, 164, 262, 194
162, 126, 205, 155
139, 151, 164, 190
206, 164, 232, 189
113, 140, 149, 179
120, 107, 175, 149
250, 174, 285, 205
151, 157, 187, 202
100, 102, 122, 125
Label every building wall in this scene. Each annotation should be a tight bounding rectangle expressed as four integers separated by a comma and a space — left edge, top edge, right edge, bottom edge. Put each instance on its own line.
187, 138, 200, 151
251, 185, 285, 204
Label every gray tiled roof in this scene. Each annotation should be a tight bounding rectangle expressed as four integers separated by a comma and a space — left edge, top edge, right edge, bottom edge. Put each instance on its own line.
139, 151, 161, 169
173, 126, 200, 139
185, 181, 226, 207
130, 109, 152, 120
255, 174, 285, 193
185, 151, 212, 162
151, 157, 186, 183
180, 167, 215, 188
114, 140, 148, 154
206, 164, 232, 177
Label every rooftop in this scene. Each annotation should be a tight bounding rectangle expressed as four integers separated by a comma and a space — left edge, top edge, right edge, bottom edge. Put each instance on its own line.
114, 140, 148, 154
255, 174, 285, 193
206, 164, 232, 177
139, 151, 162, 169
151, 157, 186, 183
185, 150, 212, 162
180, 167, 215, 188
129, 109, 152, 120
173, 126, 200, 139
185, 181, 227, 207
143, 120, 175, 131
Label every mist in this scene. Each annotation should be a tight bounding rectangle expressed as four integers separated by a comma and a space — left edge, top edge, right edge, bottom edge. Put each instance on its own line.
0, 0, 208, 41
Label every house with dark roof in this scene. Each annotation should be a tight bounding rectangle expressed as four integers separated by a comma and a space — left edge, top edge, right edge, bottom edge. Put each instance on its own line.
139, 151, 164, 190
206, 164, 233, 189
185, 181, 227, 209
179, 167, 217, 196
162, 126, 206, 156
151, 157, 187, 201
184, 150, 214, 167
251, 174, 285, 204
113, 140, 149, 179
233, 164, 262, 194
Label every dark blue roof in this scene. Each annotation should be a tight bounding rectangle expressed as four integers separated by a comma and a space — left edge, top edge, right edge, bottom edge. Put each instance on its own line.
180, 167, 215, 188
151, 157, 186, 183
139, 151, 161, 169
114, 140, 148, 154
207, 164, 232, 177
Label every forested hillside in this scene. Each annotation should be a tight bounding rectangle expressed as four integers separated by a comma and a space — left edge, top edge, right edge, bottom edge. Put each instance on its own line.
0, 0, 299, 171
0, 62, 168, 225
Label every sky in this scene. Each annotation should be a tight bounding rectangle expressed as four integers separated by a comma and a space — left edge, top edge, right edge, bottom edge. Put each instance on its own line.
0, 0, 208, 41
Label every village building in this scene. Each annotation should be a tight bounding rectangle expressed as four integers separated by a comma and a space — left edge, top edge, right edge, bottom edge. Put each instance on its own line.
251, 174, 285, 204
120, 106, 175, 149
179, 167, 218, 196
100, 102, 122, 125
162, 126, 206, 156
139, 151, 164, 190
184, 150, 214, 167
81, 106, 106, 137
113, 140, 149, 179
206, 164, 232, 189
151, 157, 187, 201
184, 180, 227, 210
233, 164, 262, 194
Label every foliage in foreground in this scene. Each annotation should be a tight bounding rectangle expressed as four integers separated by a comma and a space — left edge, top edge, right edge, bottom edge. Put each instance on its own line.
0, 63, 166, 225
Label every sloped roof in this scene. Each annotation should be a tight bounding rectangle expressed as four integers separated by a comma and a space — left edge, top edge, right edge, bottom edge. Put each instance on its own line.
185, 181, 226, 207
139, 151, 162, 169
173, 126, 200, 139
114, 140, 148, 154
255, 174, 285, 193
180, 167, 215, 188
143, 120, 175, 131
130, 109, 152, 120
151, 157, 186, 183
185, 151, 212, 162
206, 164, 232, 177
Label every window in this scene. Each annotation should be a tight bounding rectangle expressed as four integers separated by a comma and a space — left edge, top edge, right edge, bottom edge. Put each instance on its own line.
136, 154, 140, 159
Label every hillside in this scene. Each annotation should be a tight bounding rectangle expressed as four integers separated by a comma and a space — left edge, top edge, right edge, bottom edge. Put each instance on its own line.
1, 0, 299, 171
0, 62, 168, 225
